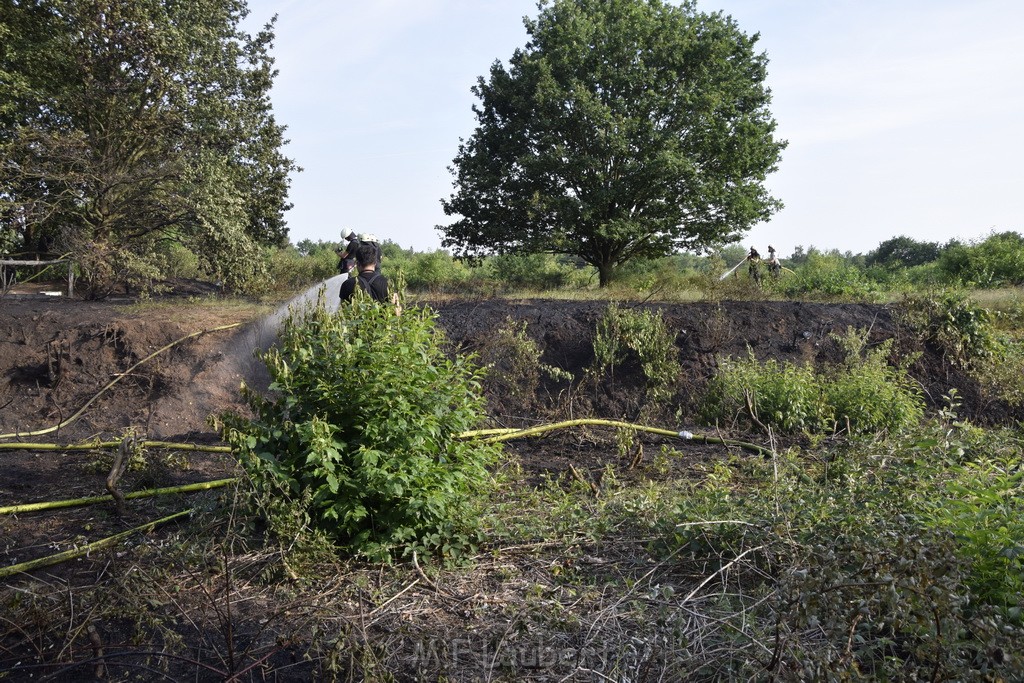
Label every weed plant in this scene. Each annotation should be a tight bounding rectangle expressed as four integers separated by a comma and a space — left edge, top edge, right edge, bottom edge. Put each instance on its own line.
475, 318, 573, 411
478, 418, 1024, 680
901, 289, 1024, 406
590, 303, 680, 405
779, 251, 881, 301
701, 328, 923, 436
223, 290, 500, 562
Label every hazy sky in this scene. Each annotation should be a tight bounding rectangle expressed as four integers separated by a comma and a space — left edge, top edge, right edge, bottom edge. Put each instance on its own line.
244, 0, 1024, 258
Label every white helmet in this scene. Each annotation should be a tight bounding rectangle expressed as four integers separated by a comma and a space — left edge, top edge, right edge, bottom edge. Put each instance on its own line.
359, 232, 379, 243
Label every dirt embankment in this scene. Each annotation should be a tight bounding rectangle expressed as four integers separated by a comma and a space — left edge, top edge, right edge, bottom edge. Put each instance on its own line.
0, 296, 261, 442
0, 294, 1013, 445
429, 298, 1008, 426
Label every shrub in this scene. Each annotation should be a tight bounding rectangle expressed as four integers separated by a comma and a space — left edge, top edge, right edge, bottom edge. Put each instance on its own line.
899, 289, 1001, 368
476, 318, 573, 409
267, 245, 336, 293
73, 238, 164, 299
404, 250, 471, 292
701, 329, 923, 435
487, 253, 581, 291
938, 231, 1024, 287
700, 352, 828, 433
591, 303, 680, 404
919, 456, 1024, 610
153, 242, 201, 280
824, 328, 924, 435
655, 438, 1023, 680
781, 251, 878, 301
223, 291, 500, 562
611, 255, 698, 295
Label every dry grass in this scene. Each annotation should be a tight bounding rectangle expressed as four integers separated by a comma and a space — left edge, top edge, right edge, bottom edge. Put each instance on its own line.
0, 488, 783, 681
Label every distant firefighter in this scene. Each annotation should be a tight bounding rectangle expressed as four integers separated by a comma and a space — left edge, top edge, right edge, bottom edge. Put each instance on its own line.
767, 245, 781, 279
746, 247, 762, 284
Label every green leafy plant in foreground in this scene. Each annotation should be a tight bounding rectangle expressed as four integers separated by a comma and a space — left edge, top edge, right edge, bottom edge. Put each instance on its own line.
223, 291, 500, 562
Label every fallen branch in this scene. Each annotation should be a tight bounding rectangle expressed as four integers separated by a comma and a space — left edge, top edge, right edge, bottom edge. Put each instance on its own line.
681, 544, 766, 605
106, 434, 135, 514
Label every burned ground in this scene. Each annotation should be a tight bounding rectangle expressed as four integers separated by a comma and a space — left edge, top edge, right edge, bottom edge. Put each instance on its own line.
0, 291, 1014, 509
0, 288, 1019, 680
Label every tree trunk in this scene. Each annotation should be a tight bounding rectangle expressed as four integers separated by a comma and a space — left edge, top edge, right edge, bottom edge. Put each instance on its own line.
597, 261, 614, 287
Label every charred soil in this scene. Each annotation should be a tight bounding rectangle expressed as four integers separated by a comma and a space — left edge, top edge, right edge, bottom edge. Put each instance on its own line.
1, 288, 1019, 680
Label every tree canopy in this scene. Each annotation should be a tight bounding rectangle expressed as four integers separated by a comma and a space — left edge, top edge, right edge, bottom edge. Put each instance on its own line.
441, 0, 786, 286
0, 0, 298, 295
865, 235, 941, 269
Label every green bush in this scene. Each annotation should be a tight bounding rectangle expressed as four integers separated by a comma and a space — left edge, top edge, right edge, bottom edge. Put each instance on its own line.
939, 231, 1024, 287
654, 420, 1024, 677
701, 329, 923, 435
919, 456, 1024, 610
781, 251, 879, 301
73, 238, 165, 298
224, 292, 500, 562
487, 252, 582, 291
610, 255, 699, 295
824, 328, 924, 435
700, 352, 828, 433
267, 245, 337, 293
900, 289, 1001, 368
651, 436, 1022, 679
901, 290, 1024, 407
153, 242, 200, 280
404, 250, 471, 292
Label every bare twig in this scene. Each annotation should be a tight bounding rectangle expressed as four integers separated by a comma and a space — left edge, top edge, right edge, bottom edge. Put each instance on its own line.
105, 433, 136, 514
681, 545, 766, 605
569, 463, 600, 496
743, 388, 770, 436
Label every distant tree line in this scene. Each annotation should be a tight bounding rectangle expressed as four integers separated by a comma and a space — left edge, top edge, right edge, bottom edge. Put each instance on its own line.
783, 232, 1024, 290
269, 229, 1023, 299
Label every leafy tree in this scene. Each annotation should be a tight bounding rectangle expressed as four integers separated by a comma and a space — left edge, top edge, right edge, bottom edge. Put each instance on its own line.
441, 0, 786, 286
787, 244, 809, 267
0, 0, 297, 294
866, 235, 941, 269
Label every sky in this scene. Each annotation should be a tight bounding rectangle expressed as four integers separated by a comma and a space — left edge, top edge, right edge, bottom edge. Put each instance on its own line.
243, 0, 1024, 259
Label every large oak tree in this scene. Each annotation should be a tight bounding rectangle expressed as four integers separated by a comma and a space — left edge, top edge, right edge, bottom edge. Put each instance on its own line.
441, 0, 786, 286
0, 0, 297, 294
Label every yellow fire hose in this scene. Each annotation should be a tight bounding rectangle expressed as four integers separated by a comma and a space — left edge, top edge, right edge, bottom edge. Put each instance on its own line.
0, 509, 191, 579
1, 320, 771, 578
